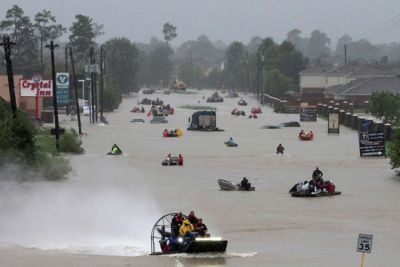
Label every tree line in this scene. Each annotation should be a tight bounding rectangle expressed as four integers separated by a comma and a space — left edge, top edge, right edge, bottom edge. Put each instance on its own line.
2, 5, 400, 109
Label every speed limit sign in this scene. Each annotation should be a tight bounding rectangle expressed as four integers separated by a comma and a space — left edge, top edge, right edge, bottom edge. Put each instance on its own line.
357, 233, 373, 253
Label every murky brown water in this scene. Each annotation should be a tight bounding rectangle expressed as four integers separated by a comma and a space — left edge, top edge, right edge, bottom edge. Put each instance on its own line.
1, 90, 399, 266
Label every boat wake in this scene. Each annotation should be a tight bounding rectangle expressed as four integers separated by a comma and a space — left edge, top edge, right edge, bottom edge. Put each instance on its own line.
166, 251, 258, 259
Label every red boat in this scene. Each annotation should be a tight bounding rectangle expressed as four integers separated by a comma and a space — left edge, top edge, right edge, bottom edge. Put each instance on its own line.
299, 131, 314, 141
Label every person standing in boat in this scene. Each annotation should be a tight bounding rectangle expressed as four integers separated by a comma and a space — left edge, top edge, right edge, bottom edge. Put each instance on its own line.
276, 144, 284, 155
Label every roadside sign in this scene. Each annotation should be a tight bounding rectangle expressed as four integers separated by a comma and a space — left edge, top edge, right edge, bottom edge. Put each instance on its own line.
357, 233, 373, 253
56, 73, 70, 105
358, 132, 385, 157
328, 112, 340, 134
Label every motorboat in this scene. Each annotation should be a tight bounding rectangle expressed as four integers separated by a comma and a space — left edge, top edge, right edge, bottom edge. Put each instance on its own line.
218, 179, 255, 191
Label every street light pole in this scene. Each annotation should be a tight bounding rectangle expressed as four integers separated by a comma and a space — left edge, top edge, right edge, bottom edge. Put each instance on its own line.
78, 79, 85, 100
261, 54, 265, 104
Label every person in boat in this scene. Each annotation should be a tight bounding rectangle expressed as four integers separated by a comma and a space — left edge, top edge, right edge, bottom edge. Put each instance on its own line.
163, 129, 169, 137
141, 106, 145, 112
312, 167, 324, 192
195, 218, 208, 237
111, 144, 122, 154
178, 154, 183, 166
188, 211, 199, 227
299, 129, 304, 138
179, 219, 195, 239
227, 137, 235, 145
171, 212, 184, 236
276, 143, 284, 155
166, 153, 171, 165
240, 177, 251, 190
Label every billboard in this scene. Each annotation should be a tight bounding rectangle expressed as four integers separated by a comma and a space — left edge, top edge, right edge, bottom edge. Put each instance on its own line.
56, 73, 70, 105
300, 107, 317, 122
359, 131, 385, 157
20, 74, 52, 97
328, 112, 340, 134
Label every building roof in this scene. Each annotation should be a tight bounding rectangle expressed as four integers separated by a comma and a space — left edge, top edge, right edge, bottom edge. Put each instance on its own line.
325, 77, 400, 96
327, 63, 398, 77
299, 64, 334, 76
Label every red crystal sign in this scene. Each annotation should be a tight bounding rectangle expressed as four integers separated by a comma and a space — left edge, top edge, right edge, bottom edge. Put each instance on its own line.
20, 74, 53, 97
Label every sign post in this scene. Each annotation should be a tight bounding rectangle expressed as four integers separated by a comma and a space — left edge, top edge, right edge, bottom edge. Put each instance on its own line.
357, 233, 373, 267
328, 112, 340, 134
56, 72, 70, 105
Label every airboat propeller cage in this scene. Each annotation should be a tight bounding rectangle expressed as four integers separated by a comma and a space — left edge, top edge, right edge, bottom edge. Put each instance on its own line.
150, 212, 228, 255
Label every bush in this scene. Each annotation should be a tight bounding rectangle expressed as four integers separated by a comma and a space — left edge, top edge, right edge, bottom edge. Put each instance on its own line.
385, 128, 400, 174
59, 128, 84, 154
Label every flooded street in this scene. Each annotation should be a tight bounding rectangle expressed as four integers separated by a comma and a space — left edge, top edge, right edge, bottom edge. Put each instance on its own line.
1, 90, 400, 266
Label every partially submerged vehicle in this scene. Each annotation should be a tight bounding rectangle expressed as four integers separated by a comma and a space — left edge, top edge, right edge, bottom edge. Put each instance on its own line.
231, 108, 245, 116
143, 88, 155, 94
218, 179, 255, 191
151, 115, 168, 124
150, 213, 228, 255
281, 121, 300, 127
261, 125, 282, 129
131, 118, 145, 123
187, 110, 223, 131
206, 92, 224, 103
140, 98, 152, 105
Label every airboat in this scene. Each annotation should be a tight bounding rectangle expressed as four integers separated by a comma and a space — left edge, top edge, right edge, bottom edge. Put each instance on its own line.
150, 213, 228, 255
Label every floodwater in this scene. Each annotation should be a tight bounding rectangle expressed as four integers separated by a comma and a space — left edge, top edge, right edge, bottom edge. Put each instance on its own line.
1, 90, 400, 266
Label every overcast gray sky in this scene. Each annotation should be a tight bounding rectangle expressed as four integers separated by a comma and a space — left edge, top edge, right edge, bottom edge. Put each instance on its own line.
0, 0, 399, 46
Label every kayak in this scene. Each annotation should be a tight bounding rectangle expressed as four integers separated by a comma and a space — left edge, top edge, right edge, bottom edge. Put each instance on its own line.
291, 191, 341, 197
218, 179, 255, 191
224, 142, 238, 147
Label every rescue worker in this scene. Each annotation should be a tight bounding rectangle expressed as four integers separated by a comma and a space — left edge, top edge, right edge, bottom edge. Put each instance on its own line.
178, 154, 183, 166
111, 144, 122, 155
188, 211, 198, 227
276, 143, 284, 155
179, 219, 195, 237
171, 212, 183, 236
195, 218, 208, 237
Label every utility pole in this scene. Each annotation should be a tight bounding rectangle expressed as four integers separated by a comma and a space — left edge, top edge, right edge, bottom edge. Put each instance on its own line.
100, 45, 104, 120
189, 48, 193, 89
344, 44, 347, 64
0, 36, 17, 117
256, 52, 260, 103
46, 40, 61, 150
65, 45, 70, 115
89, 47, 96, 123
69, 47, 82, 135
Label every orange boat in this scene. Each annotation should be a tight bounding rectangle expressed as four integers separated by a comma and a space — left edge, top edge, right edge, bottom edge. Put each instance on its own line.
299, 131, 314, 141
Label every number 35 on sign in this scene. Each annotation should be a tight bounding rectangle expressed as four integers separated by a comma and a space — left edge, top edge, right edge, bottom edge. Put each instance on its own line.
357, 233, 373, 253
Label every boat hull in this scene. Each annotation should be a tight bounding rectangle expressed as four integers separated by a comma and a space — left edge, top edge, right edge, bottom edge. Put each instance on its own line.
291, 191, 341, 198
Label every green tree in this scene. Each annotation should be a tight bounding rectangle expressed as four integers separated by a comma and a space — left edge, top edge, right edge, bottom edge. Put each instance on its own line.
177, 61, 205, 88
69, 14, 103, 64
162, 22, 177, 42
264, 69, 294, 97
34, 9, 66, 72
306, 30, 331, 61
371, 92, 400, 126
386, 129, 400, 173
103, 37, 139, 93
148, 44, 174, 85
0, 5, 39, 75
225, 41, 245, 89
